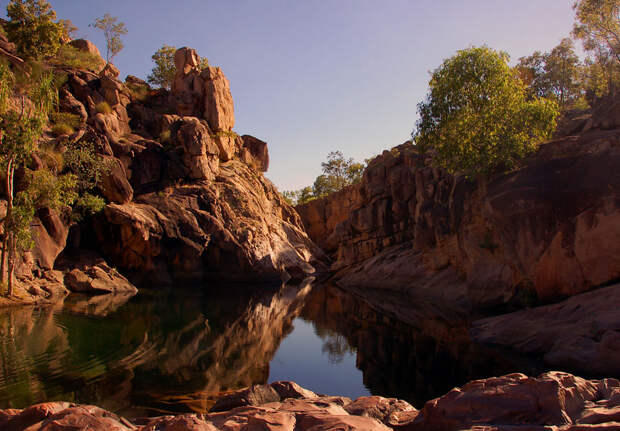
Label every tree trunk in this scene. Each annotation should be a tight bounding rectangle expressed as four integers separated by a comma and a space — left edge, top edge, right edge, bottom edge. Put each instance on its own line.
4, 158, 14, 296
7, 234, 14, 297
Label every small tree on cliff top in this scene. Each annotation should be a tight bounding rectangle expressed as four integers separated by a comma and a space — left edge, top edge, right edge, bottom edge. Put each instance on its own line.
148, 44, 210, 90
414, 46, 559, 178
92, 13, 127, 63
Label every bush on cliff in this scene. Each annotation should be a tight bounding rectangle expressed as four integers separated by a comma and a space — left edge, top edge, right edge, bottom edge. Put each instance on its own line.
414, 46, 559, 177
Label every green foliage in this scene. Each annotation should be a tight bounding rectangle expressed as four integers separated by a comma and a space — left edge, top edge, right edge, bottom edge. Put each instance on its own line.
573, 0, 620, 61
22, 168, 77, 210
5, 0, 64, 60
147, 44, 176, 90
147, 44, 210, 90
63, 140, 111, 220
50, 44, 105, 72
414, 46, 560, 177
49, 111, 81, 128
0, 62, 14, 115
95, 101, 112, 115
573, 0, 620, 96
125, 82, 149, 102
58, 18, 77, 39
50, 122, 74, 137
72, 193, 105, 222
282, 152, 364, 205
63, 140, 111, 193
91, 13, 127, 63
516, 39, 583, 108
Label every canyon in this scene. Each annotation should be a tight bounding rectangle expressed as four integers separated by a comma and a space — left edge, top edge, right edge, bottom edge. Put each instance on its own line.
1, 32, 620, 430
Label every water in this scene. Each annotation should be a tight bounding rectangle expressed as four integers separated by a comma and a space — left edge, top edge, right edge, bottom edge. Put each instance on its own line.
0, 281, 541, 417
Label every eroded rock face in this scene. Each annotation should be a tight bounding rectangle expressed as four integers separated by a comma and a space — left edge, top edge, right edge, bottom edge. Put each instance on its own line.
2, 373, 619, 431
95, 160, 321, 285
297, 110, 620, 306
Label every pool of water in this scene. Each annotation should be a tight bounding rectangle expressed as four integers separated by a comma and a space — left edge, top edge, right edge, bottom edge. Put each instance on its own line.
0, 281, 541, 417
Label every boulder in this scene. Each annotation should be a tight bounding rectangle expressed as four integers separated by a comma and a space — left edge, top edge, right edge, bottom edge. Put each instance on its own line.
201, 65, 235, 131
100, 157, 133, 204
401, 372, 620, 430
69, 39, 103, 60
210, 384, 281, 412
240, 134, 270, 172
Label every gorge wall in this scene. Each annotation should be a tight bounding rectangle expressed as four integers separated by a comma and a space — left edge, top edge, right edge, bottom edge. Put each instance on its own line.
0, 40, 323, 303
297, 99, 620, 314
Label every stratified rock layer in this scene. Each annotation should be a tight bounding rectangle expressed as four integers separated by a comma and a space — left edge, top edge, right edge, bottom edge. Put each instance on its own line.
2, 372, 619, 430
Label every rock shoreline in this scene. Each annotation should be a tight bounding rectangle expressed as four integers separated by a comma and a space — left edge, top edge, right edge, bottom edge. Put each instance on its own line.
2, 372, 619, 430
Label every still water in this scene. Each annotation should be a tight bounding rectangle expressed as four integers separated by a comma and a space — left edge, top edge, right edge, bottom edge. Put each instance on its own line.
0, 282, 539, 417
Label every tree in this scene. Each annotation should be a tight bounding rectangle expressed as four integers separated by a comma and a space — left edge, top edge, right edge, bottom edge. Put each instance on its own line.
515, 51, 549, 99
5, 0, 64, 60
147, 45, 176, 90
282, 152, 365, 204
573, 0, 620, 94
517, 39, 583, 108
0, 64, 60, 294
92, 13, 127, 63
573, 0, 620, 62
414, 46, 559, 177
147, 44, 210, 90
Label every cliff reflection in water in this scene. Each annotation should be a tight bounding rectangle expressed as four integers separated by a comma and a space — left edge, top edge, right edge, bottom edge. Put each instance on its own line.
0, 282, 311, 416
0, 281, 541, 417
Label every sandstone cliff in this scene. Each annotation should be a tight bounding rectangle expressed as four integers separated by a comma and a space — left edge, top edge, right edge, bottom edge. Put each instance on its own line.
1, 43, 322, 304
297, 98, 620, 309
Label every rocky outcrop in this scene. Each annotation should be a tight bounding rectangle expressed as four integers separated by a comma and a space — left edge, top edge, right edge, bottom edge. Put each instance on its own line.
471, 282, 620, 376
298, 102, 620, 307
5, 45, 321, 296
171, 47, 235, 131
2, 372, 619, 430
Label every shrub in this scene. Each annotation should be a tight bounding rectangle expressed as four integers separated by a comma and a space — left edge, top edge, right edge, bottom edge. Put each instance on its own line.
72, 192, 105, 221
49, 111, 81, 128
50, 122, 74, 137
159, 129, 171, 144
126, 82, 149, 102
50, 44, 105, 72
95, 101, 112, 115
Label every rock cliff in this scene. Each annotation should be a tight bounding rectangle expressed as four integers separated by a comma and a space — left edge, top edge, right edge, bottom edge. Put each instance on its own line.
1, 43, 322, 303
297, 98, 620, 308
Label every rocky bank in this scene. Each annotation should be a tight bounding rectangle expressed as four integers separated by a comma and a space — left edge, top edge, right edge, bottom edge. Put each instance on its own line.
0, 39, 322, 305
2, 372, 620, 430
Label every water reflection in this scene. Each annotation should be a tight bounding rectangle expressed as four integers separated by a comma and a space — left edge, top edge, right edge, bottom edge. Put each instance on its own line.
0, 281, 544, 417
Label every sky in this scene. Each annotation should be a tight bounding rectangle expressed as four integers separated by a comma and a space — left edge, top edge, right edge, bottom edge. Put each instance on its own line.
1, 0, 577, 191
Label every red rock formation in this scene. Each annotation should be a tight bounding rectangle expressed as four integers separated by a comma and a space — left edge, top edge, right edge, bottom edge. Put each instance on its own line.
297, 101, 620, 306
2, 373, 619, 430
2, 45, 322, 298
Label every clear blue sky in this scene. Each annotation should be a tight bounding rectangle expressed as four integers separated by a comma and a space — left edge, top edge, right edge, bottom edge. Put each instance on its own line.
1, 1, 576, 190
